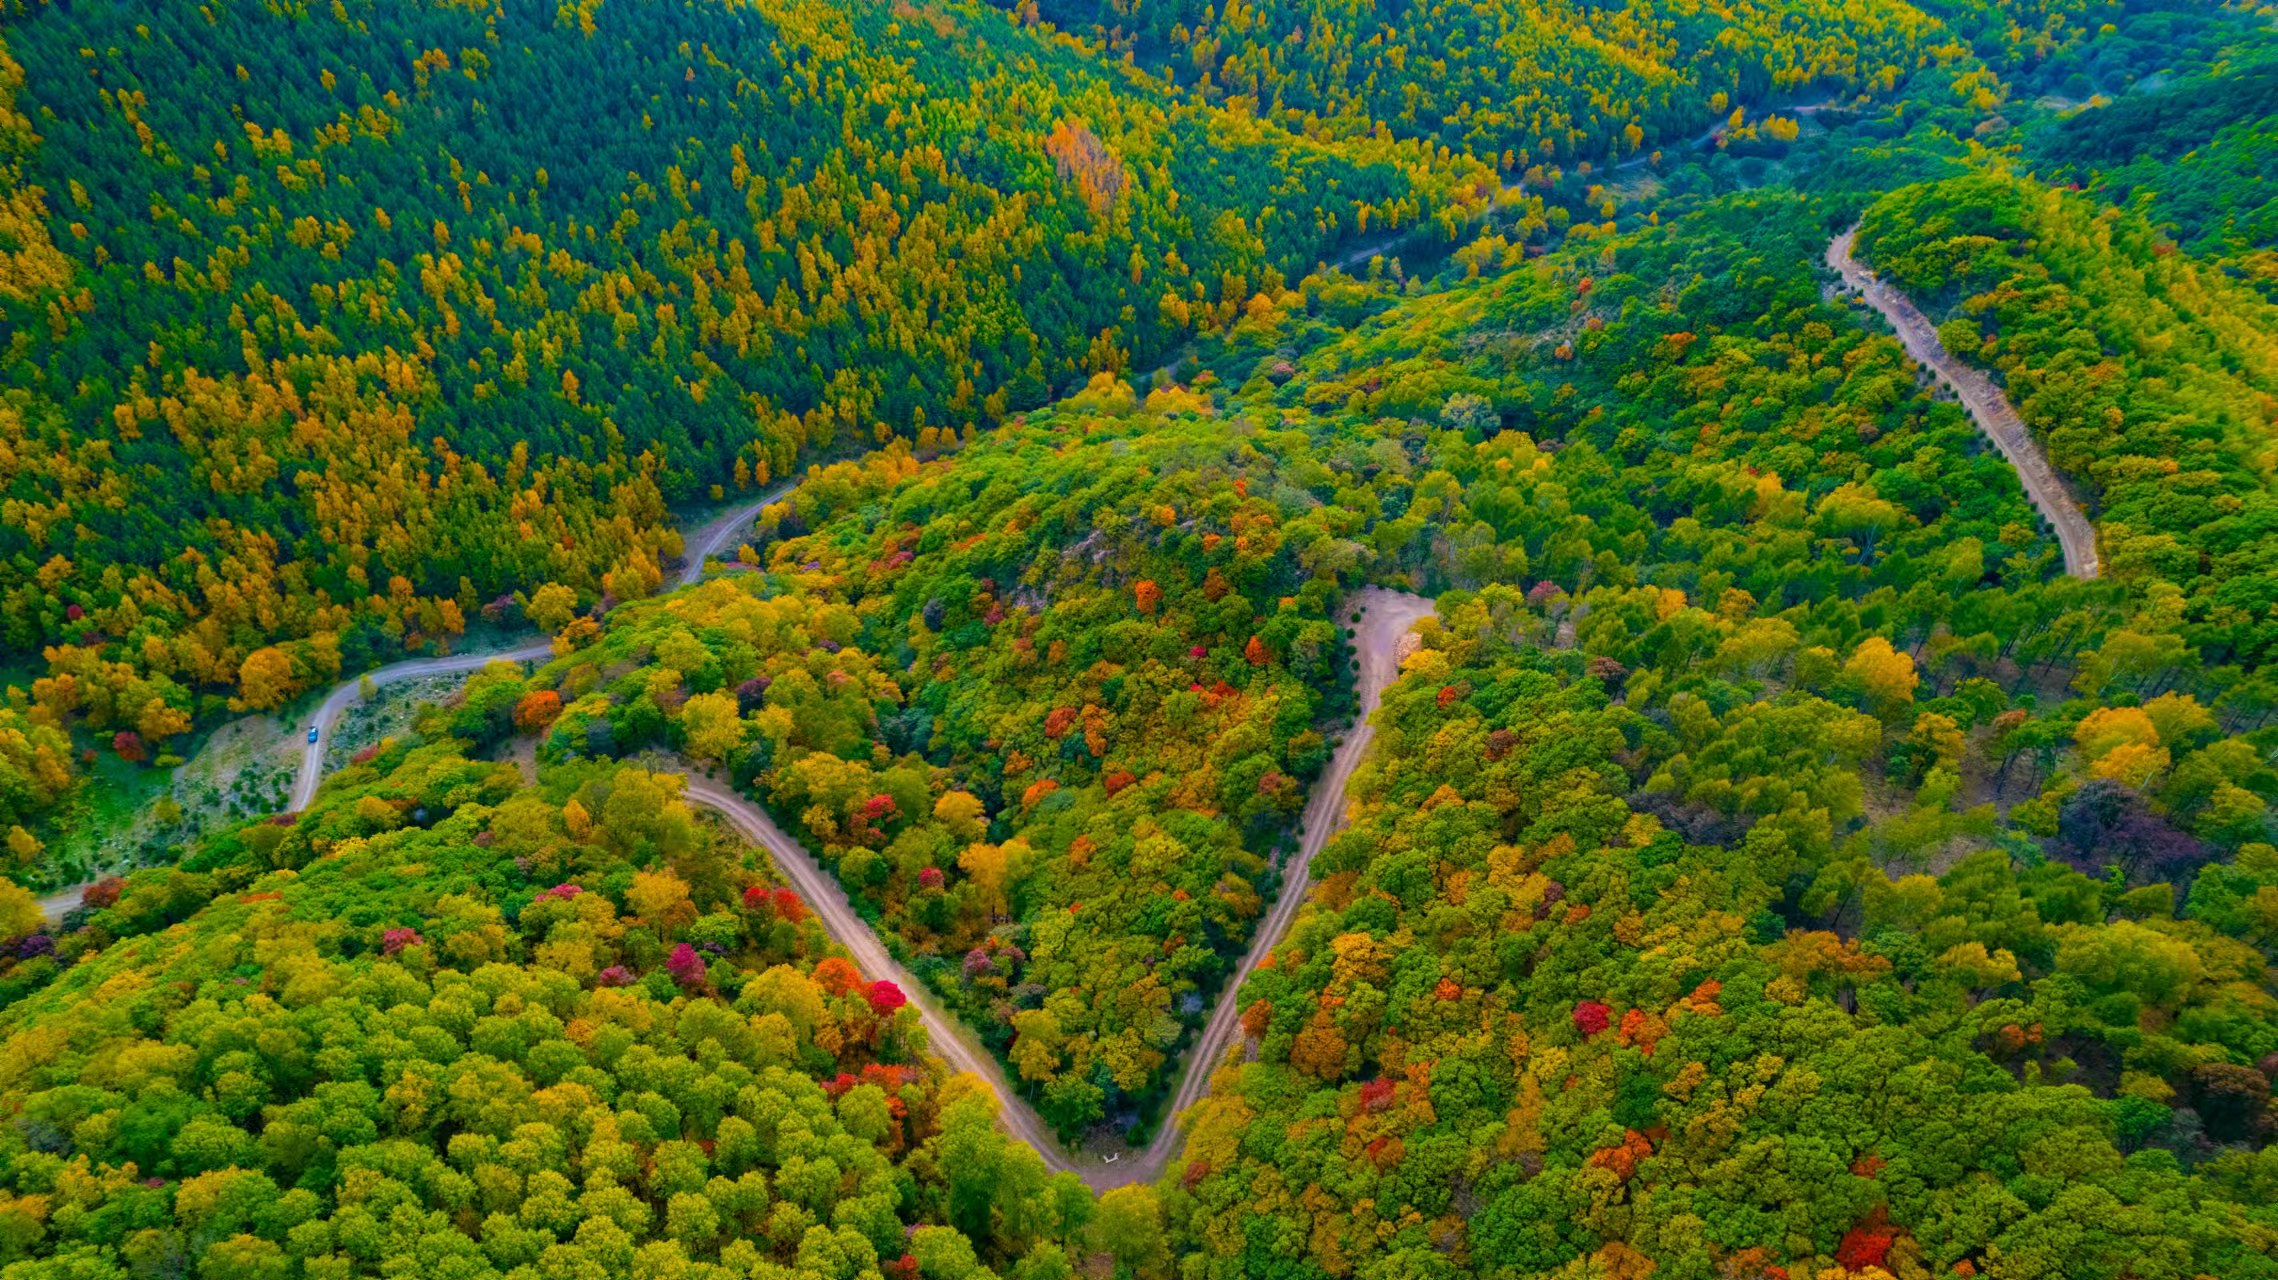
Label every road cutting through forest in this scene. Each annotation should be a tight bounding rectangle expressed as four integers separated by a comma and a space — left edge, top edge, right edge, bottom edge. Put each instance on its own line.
39, 486, 795, 925
42, 565, 1439, 1196
680, 586, 1436, 1190
1826, 228, 2101, 579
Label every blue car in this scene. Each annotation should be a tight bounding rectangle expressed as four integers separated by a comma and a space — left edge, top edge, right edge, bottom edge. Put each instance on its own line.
307, 727, 319, 744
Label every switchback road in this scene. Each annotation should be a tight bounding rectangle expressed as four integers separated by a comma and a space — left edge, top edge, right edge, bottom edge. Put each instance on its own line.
40, 577, 1439, 1199
700, 586, 1434, 1189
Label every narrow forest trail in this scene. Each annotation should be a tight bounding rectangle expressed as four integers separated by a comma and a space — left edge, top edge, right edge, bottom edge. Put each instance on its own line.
1826, 228, 2102, 579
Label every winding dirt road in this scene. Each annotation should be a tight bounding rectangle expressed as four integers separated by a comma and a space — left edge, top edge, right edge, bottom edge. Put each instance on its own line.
700, 586, 1434, 1189
38, 569, 1437, 1197
37, 489, 795, 924
286, 642, 558, 812
1827, 228, 2101, 579
680, 774, 1082, 1175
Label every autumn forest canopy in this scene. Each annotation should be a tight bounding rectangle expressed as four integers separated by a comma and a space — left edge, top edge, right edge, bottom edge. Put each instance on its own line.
3, 0, 2278, 1278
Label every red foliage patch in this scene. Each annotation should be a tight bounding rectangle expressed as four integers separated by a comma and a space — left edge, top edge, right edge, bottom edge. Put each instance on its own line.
1102, 770, 1137, 796
866, 980, 908, 1014
667, 943, 708, 989
1836, 1208, 1895, 1272
1360, 1078, 1397, 1112
1573, 1000, 1612, 1037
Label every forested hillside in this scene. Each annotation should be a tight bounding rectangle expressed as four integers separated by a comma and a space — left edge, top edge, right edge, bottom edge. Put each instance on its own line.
1001, 0, 1943, 163
508, 420, 1355, 1135
6, 0, 2278, 1277
0, 740, 1129, 1280
1858, 172, 2278, 665
0, 0, 1484, 755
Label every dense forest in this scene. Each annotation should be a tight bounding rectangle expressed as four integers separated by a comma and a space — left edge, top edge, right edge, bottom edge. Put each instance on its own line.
0, 0, 1488, 773
4, 0, 2278, 1277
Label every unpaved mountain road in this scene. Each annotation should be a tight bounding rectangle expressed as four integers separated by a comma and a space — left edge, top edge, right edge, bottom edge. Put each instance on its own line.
676, 481, 792, 588
285, 642, 558, 813
678, 774, 1081, 1173
1827, 228, 2101, 579
1101, 587, 1437, 1188
36, 566, 1438, 1198
37, 487, 795, 924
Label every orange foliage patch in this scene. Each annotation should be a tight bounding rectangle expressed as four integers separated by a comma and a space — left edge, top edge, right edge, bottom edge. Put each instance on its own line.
1240, 999, 1273, 1038
515, 689, 563, 730
813, 956, 864, 997
1042, 118, 1127, 215
1585, 1129, 1655, 1181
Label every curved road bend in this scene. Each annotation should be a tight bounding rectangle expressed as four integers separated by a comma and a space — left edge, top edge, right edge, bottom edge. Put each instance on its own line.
1105, 587, 1438, 1187
286, 642, 559, 812
287, 477, 796, 811
694, 585, 1434, 1189
675, 481, 793, 589
37, 489, 797, 923
1826, 228, 2101, 579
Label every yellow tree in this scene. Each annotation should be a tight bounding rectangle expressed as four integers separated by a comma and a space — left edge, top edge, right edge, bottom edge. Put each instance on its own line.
681, 690, 745, 763
527, 582, 579, 632
1842, 636, 1916, 718
234, 647, 297, 711
933, 790, 987, 841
